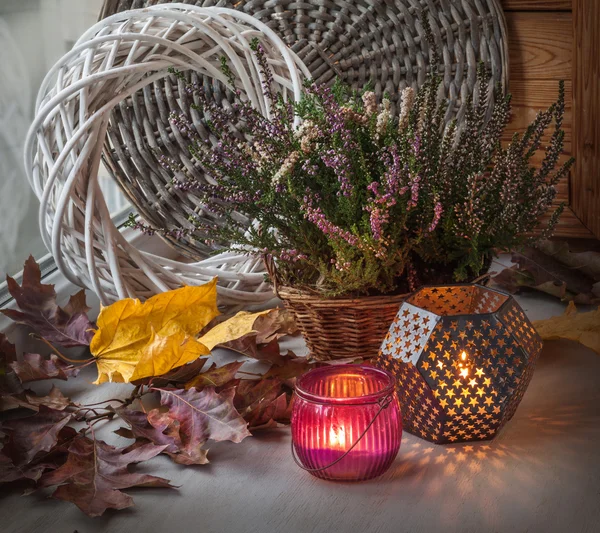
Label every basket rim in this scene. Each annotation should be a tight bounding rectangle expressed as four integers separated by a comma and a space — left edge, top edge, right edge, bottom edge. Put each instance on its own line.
277, 285, 409, 305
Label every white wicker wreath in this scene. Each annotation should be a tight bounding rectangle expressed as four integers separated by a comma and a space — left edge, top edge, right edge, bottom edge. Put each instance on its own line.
24, 4, 309, 307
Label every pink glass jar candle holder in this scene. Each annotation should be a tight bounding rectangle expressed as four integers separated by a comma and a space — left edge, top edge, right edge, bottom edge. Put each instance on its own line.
291, 365, 402, 481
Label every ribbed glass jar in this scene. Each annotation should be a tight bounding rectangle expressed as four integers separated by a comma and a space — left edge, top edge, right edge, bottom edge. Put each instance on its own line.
291, 365, 402, 481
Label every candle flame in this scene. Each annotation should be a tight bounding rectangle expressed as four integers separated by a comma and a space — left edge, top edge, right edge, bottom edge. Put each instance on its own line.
329, 425, 346, 449
459, 351, 468, 377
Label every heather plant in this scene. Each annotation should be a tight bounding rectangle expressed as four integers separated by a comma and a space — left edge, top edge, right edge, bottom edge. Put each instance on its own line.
128, 20, 572, 297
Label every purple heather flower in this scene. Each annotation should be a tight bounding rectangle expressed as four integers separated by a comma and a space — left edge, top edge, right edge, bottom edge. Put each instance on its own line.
428, 202, 443, 232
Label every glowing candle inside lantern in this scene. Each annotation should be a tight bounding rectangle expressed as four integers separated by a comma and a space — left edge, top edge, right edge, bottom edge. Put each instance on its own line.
459, 351, 469, 378
291, 365, 402, 481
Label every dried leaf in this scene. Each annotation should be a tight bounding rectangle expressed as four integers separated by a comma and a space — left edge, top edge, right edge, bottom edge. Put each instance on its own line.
153, 387, 251, 461
1, 256, 95, 347
533, 302, 600, 354
37, 437, 173, 517
2, 407, 72, 465
253, 308, 299, 344
11, 353, 80, 383
91, 280, 219, 383
128, 329, 210, 383
205, 308, 298, 363
246, 392, 291, 430
0, 451, 47, 483
146, 410, 209, 465
234, 378, 291, 429
0, 333, 21, 396
1, 386, 73, 413
492, 243, 600, 304
263, 351, 312, 380
24, 386, 72, 411
221, 336, 282, 364
115, 407, 179, 454
184, 361, 244, 391
0, 426, 76, 484
140, 357, 207, 387
198, 310, 271, 350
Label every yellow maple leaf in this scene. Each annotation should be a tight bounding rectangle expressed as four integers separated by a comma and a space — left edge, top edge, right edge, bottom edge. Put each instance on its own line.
533, 302, 600, 355
91, 280, 219, 383
197, 310, 271, 351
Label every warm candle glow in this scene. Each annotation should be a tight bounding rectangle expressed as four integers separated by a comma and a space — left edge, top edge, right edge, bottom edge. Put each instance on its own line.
292, 365, 401, 481
328, 425, 346, 449
459, 351, 469, 377
376, 284, 544, 443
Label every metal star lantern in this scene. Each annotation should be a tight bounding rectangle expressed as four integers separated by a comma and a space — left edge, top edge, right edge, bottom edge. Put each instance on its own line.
375, 285, 543, 443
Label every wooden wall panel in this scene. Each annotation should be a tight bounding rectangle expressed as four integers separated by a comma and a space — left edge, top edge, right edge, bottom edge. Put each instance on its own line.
571, 0, 600, 237
500, 0, 597, 238
501, 1, 571, 10
504, 80, 572, 152
506, 12, 572, 80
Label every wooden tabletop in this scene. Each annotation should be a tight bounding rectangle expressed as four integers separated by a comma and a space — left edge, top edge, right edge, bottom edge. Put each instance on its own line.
2, 294, 599, 533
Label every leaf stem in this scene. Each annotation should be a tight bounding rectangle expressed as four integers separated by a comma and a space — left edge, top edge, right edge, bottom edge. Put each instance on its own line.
31, 334, 95, 365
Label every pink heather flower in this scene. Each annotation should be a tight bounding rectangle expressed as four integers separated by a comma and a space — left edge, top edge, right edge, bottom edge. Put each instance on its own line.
428, 202, 443, 232
302, 201, 359, 247
408, 175, 421, 209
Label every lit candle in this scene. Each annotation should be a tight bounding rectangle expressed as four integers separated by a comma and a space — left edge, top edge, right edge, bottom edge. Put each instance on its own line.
291, 365, 402, 481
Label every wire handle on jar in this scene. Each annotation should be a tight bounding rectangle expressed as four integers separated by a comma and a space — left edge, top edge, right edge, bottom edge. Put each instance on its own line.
291, 393, 394, 473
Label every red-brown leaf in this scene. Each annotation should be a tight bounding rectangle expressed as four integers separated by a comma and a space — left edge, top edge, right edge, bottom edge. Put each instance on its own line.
184, 361, 244, 391
0, 333, 22, 396
0, 452, 45, 483
1, 256, 95, 347
115, 407, 179, 454
234, 378, 292, 428
153, 387, 251, 459
25, 386, 72, 411
11, 353, 80, 383
0, 426, 75, 484
253, 308, 299, 344
37, 437, 173, 517
2, 407, 72, 465
1, 386, 72, 413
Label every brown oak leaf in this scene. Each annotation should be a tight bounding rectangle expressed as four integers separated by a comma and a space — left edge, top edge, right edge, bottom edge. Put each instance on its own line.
1, 256, 95, 347
37, 437, 173, 517
234, 378, 292, 429
0, 451, 47, 483
253, 308, 299, 344
137, 357, 207, 387
11, 353, 80, 383
0, 333, 22, 396
263, 351, 312, 380
147, 410, 208, 465
1, 386, 72, 413
2, 406, 72, 465
152, 387, 250, 462
115, 407, 179, 454
0, 426, 76, 484
492, 242, 600, 304
184, 361, 244, 391
25, 386, 72, 411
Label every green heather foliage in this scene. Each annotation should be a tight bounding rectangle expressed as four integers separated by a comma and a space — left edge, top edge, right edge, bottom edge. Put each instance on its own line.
129, 20, 572, 297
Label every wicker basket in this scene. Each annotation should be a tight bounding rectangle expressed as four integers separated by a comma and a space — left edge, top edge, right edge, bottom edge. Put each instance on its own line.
278, 286, 408, 361
99, 0, 509, 263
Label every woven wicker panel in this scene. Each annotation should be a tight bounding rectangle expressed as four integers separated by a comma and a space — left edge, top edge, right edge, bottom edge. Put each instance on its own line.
100, 0, 509, 261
